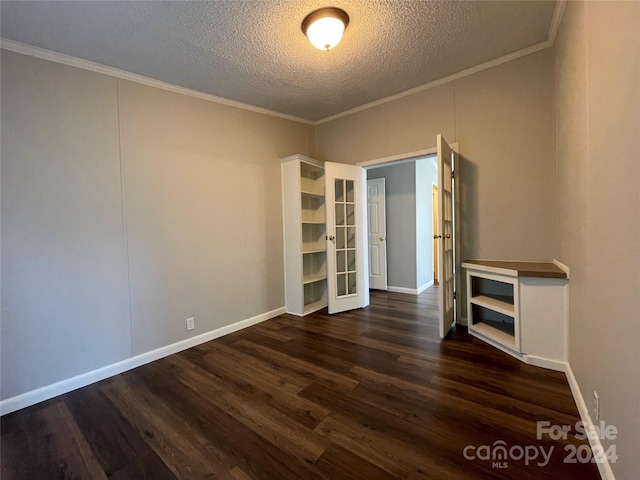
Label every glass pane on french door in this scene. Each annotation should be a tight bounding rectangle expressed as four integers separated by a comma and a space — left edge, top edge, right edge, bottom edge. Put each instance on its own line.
334, 178, 357, 297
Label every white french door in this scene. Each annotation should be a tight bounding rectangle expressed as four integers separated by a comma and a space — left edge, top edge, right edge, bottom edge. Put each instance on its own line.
325, 162, 369, 314
437, 134, 455, 338
367, 178, 387, 290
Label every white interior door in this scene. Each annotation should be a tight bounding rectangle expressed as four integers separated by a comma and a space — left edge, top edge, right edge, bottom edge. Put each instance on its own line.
325, 162, 370, 314
437, 134, 455, 338
367, 178, 387, 290
432, 184, 439, 283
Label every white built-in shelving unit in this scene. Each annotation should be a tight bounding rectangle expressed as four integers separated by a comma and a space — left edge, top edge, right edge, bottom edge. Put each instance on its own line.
463, 260, 569, 371
282, 155, 328, 316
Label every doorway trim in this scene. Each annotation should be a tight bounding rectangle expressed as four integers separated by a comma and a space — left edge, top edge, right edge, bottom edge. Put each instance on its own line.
357, 148, 437, 168
358, 144, 462, 323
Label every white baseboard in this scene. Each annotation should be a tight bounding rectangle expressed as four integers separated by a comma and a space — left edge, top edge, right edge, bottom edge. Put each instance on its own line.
565, 364, 616, 480
0, 306, 285, 416
522, 354, 567, 372
417, 280, 434, 294
387, 282, 435, 295
469, 330, 567, 373
387, 285, 418, 295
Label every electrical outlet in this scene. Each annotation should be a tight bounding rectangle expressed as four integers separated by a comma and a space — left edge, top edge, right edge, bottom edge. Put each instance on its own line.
593, 391, 599, 422
186, 317, 195, 331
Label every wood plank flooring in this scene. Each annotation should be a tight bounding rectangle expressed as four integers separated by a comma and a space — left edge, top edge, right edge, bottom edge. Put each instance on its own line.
1, 288, 600, 479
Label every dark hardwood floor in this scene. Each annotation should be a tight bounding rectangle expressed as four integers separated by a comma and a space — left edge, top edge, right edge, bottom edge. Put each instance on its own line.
1, 288, 600, 479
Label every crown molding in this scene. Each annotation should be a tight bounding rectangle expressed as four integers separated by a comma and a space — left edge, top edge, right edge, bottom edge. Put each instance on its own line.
2, 1, 567, 130
548, 0, 567, 45
315, 2, 566, 125
314, 39, 552, 125
0, 38, 315, 126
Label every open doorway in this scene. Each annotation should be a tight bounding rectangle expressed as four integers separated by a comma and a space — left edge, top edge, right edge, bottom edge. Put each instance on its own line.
358, 136, 457, 339
365, 155, 438, 295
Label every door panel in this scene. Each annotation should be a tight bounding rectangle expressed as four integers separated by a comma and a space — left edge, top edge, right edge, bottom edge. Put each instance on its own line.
367, 178, 387, 290
437, 134, 455, 338
433, 185, 438, 283
326, 162, 369, 314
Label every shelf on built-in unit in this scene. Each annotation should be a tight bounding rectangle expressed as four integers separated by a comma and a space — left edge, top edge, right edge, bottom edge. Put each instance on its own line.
470, 295, 515, 316
303, 299, 326, 315
301, 190, 324, 198
300, 175, 324, 194
302, 248, 326, 254
464, 259, 569, 368
282, 154, 327, 317
472, 321, 516, 349
303, 280, 327, 309
303, 273, 327, 285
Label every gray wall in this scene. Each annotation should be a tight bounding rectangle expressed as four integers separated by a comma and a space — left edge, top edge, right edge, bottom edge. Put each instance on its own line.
1, 51, 312, 399
367, 163, 416, 290
555, 2, 640, 478
367, 158, 437, 291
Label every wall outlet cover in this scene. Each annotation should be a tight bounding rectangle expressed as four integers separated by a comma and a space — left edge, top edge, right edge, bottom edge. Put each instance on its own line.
186, 317, 195, 331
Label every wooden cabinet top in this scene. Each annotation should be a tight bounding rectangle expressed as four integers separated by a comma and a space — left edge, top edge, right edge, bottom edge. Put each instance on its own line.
462, 260, 568, 279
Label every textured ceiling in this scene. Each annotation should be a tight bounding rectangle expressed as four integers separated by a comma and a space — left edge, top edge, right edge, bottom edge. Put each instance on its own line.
1, 1, 557, 121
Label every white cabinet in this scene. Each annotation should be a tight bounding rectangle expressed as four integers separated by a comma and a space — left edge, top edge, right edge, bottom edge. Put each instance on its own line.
282, 155, 328, 316
467, 270, 520, 352
463, 260, 568, 371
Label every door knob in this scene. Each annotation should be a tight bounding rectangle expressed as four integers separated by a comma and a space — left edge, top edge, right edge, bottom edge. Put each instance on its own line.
380, 236, 385, 241
444, 233, 451, 239
434, 235, 442, 239
327, 235, 335, 241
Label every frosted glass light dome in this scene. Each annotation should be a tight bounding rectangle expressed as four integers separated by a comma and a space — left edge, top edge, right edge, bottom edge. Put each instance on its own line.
302, 8, 350, 51
306, 16, 345, 51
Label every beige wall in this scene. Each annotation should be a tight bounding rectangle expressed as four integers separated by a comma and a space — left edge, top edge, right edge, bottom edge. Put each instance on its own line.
315, 82, 455, 165
316, 49, 557, 317
0, 46, 559, 400
1, 51, 312, 398
1, 51, 131, 399
555, 2, 640, 478
5, 18, 639, 479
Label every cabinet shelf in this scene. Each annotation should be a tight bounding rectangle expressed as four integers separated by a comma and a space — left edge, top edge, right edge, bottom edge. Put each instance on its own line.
471, 321, 516, 350
301, 193, 325, 224
303, 299, 326, 315
301, 190, 324, 198
303, 273, 327, 285
467, 268, 519, 352
464, 259, 569, 371
302, 248, 326, 254
470, 295, 514, 316
282, 154, 328, 316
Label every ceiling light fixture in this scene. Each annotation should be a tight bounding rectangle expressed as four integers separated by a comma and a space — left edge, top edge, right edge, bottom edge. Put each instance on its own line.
301, 7, 349, 51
